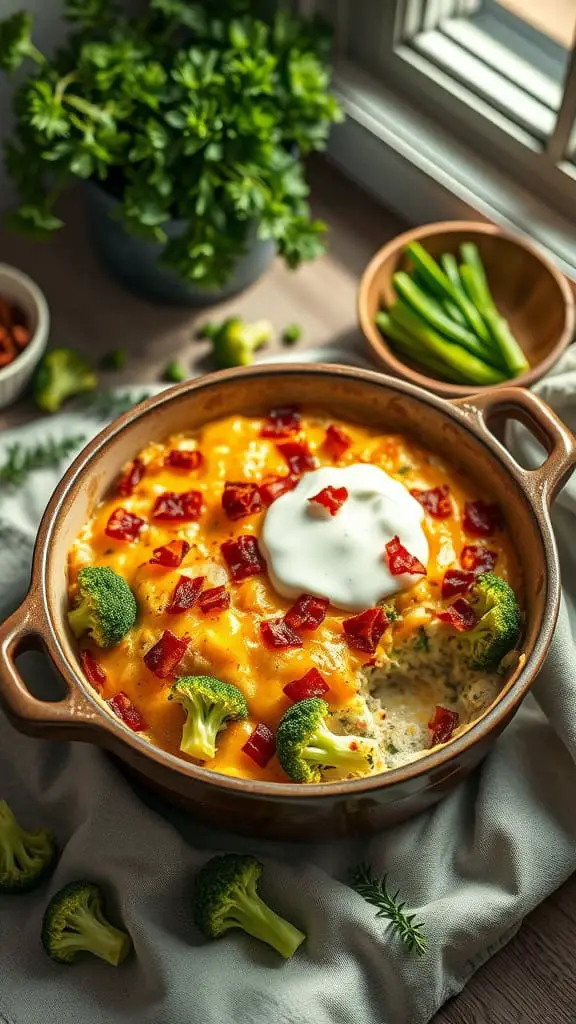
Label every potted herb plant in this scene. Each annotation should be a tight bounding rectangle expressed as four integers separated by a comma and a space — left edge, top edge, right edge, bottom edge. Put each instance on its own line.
0, 0, 342, 304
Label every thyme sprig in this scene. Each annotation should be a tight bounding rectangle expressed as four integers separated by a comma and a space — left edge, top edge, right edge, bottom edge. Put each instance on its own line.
80, 389, 152, 420
350, 863, 427, 956
0, 435, 86, 486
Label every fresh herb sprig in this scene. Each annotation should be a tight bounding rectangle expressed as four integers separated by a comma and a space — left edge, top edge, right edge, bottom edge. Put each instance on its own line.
80, 389, 152, 420
0, 435, 86, 486
0, 1, 342, 288
350, 863, 427, 956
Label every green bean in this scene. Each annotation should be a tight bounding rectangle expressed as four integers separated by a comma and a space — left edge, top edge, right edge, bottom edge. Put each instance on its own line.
405, 242, 492, 345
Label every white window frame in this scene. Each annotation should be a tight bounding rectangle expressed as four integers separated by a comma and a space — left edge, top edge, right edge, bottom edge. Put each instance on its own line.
295, 0, 576, 280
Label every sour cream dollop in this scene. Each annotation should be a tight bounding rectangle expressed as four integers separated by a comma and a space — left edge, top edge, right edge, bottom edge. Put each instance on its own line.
261, 464, 429, 612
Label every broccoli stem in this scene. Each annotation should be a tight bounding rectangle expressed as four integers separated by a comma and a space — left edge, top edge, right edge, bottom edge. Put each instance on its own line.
459, 243, 496, 312
440, 252, 465, 293
305, 723, 373, 770
181, 699, 225, 760
230, 886, 306, 959
67, 600, 92, 639
389, 303, 507, 386
55, 906, 131, 966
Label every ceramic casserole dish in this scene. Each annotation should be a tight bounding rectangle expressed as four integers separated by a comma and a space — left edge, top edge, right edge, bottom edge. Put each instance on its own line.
0, 365, 573, 840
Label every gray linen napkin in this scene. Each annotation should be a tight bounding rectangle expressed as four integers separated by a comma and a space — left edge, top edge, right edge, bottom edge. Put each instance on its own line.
1, 354, 576, 1024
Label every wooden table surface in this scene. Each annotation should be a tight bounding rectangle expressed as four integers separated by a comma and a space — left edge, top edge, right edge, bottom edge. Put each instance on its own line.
1, 161, 575, 1021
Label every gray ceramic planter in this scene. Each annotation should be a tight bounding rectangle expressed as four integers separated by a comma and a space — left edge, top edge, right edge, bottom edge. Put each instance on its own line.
84, 181, 276, 306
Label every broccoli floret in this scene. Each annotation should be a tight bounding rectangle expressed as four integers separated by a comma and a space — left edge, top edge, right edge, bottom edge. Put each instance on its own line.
0, 800, 57, 893
100, 349, 126, 371
169, 675, 248, 760
464, 572, 520, 670
276, 698, 378, 784
41, 881, 132, 966
193, 853, 305, 958
33, 348, 97, 413
163, 359, 187, 383
208, 317, 272, 369
281, 323, 302, 345
68, 566, 137, 648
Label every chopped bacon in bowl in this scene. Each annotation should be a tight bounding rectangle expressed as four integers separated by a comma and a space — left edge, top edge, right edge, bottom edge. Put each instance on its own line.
323, 424, 351, 460
143, 630, 189, 678
116, 458, 145, 497
276, 439, 316, 475
385, 536, 427, 576
260, 619, 303, 649
441, 569, 476, 599
460, 545, 497, 573
436, 598, 476, 631
166, 575, 204, 614
149, 540, 190, 568
410, 485, 451, 519
198, 585, 230, 615
105, 507, 145, 542
79, 649, 106, 691
260, 407, 301, 438
107, 692, 147, 732
283, 668, 329, 702
221, 535, 266, 582
343, 608, 388, 653
152, 491, 203, 521
428, 705, 459, 746
165, 449, 203, 470
284, 594, 328, 631
463, 500, 502, 537
259, 474, 298, 506
308, 485, 348, 516
222, 481, 262, 521
242, 723, 276, 767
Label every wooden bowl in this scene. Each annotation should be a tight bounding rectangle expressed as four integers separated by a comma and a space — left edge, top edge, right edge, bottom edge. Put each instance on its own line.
0, 365, 574, 839
358, 221, 575, 398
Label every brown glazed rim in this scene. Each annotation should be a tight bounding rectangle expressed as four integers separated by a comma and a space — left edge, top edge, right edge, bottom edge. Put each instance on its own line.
358, 220, 576, 399
2, 364, 575, 801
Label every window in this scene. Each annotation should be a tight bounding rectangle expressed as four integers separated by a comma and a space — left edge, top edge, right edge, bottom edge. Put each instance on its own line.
295, 0, 576, 279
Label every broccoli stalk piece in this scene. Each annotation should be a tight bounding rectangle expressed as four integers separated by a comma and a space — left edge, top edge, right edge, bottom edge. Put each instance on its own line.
169, 675, 248, 760
208, 317, 272, 369
0, 800, 57, 893
276, 698, 378, 783
68, 566, 137, 648
465, 572, 520, 670
194, 853, 305, 958
41, 881, 132, 965
33, 348, 97, 413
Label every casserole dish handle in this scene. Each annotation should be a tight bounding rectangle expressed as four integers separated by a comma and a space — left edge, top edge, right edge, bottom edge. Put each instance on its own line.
454, 387, 576, 506
0, 593, 98, 737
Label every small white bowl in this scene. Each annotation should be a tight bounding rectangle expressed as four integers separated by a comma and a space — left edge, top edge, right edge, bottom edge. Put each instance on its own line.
0, 263, 50, 410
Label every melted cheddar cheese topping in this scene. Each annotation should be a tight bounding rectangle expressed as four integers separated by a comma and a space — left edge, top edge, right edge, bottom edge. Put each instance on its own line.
68, 409, 522, 782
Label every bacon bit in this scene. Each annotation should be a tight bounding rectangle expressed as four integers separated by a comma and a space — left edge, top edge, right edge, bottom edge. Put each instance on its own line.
165, 449, 203, 470
276, 439, 317, 475
107, 691, 147, 732
429, 705, 459, 746
410, 485, 452, 519
460, 545, 498, 574
385, 535, 427, 576
260, 619, 303, 649
343, 607, 388, 654
283, 668, 329, 702
198, 585, 230, 615
260, 407, 301, 438
259, 474, 298, 506
12, 324, 30, 349
463, 500, 502, 537
166, 575, 204, 614
221, 535, 266, 582
222, 481, 262, 521
116, 458, 145, 497
242, 723, 276, 767
323, 424, 351, 460
149, 539, 190, 568
152, 490, 203, 521
349, 740, 359, 751
79, 649, 106, 692
144, 630, 189, 678
284, 594, 329, 631
105, 507, 145, 542
308, 485, 348, 517
441, 568, 476, 599
436, 597, 476, 631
